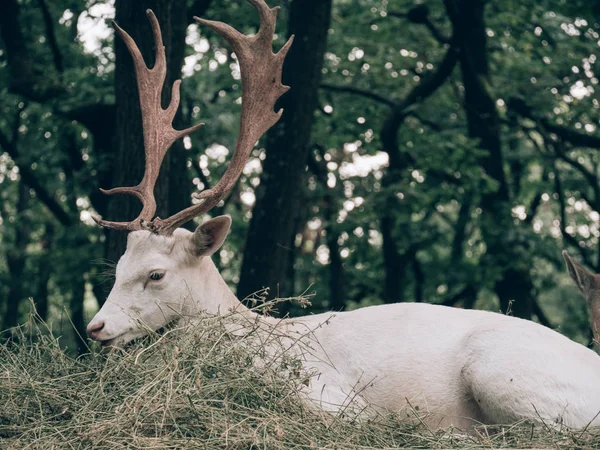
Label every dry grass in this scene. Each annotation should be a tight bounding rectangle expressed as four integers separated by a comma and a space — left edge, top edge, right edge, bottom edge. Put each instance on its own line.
1, 308, 599, 449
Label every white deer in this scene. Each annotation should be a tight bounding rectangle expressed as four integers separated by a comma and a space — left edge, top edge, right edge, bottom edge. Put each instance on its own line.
87, 0, 600, 431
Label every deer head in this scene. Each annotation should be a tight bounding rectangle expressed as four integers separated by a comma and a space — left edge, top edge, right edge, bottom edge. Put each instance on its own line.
87, 1, 292, 347
562, 251, 600, 350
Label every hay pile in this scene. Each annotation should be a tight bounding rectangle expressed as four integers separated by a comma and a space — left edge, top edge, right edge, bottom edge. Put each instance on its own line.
1, 310, 599, 449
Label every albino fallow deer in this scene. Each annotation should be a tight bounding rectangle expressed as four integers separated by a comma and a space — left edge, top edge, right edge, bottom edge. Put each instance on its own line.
87, 0, 600, 431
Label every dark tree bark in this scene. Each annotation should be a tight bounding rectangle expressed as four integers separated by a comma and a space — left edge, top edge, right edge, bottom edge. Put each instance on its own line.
167, 0, 193, 220
324, 190, 346, 312
35, 223, 54, 322
69, 272, 87, 353
37, 0, 64, 74
412, 254, 424, 303
449, 0, 534, 318
106, 0, 190, 267
451, 195, 472, 263
237, 0, 333, 300
380, 214, 407, 304
3, 182, 30, 331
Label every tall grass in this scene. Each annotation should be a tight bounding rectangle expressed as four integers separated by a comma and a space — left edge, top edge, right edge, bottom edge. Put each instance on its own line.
1, 309, 599, 449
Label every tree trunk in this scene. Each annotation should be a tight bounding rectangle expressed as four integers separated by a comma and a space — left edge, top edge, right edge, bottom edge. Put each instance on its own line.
69, 274, 87, 353
412, 254, 424, 303
35, 223, 54, 322
167, 0, 192, 220
380, 213, 406, 304
237, 0, 333, 301
3, 182, 29, 330
450, 0, 534, 318
106, 0, 189, 267
324, 190, 346, 311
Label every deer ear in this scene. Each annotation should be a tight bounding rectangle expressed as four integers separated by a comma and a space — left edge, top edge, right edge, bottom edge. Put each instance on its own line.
191, 215, 232, 257
562, 250, 595, 297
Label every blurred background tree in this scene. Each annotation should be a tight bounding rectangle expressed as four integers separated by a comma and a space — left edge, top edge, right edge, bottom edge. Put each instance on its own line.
1, 0, 600, 352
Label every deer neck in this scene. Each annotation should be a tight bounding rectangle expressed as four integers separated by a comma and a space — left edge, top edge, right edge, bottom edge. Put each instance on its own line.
187, 256, 251, 317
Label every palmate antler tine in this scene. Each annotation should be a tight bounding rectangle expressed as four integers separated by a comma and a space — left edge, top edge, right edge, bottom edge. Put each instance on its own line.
150, 0, 293, 235
94, 10, 204, 232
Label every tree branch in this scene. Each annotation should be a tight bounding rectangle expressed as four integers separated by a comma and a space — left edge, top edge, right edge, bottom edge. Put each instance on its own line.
554, 146, 600, 205
320, 83, 397, 108
0, 127, 73, 226
524, 169, 547, 225
509, 97, 600, 149
525, 192, 542, 225
388, 5, 450, 45
37, 0, 64, 73
451, 193, 472, 262
409, 112, 444, 131
544, 121, 600, 149
529, 121, 600, 210
381, 45, 460, 170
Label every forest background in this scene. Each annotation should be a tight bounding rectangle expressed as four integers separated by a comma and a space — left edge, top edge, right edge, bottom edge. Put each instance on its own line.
1, 0, 600, 352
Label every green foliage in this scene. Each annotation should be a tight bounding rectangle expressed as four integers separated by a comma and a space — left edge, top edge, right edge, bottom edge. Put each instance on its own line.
1, 0, 600, 348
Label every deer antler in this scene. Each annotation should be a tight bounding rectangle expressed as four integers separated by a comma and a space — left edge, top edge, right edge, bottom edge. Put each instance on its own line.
95, 1, 293, 235
94, 10, 204, 232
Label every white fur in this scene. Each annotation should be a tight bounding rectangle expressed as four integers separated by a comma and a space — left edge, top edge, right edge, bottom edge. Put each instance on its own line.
88, 224, 600, 430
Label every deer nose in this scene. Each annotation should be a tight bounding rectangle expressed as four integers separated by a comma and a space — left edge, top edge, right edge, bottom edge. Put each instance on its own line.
87, 321, 105, 340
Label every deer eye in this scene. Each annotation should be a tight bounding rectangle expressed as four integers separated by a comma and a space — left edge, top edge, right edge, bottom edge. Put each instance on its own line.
149, 271, 165, 281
